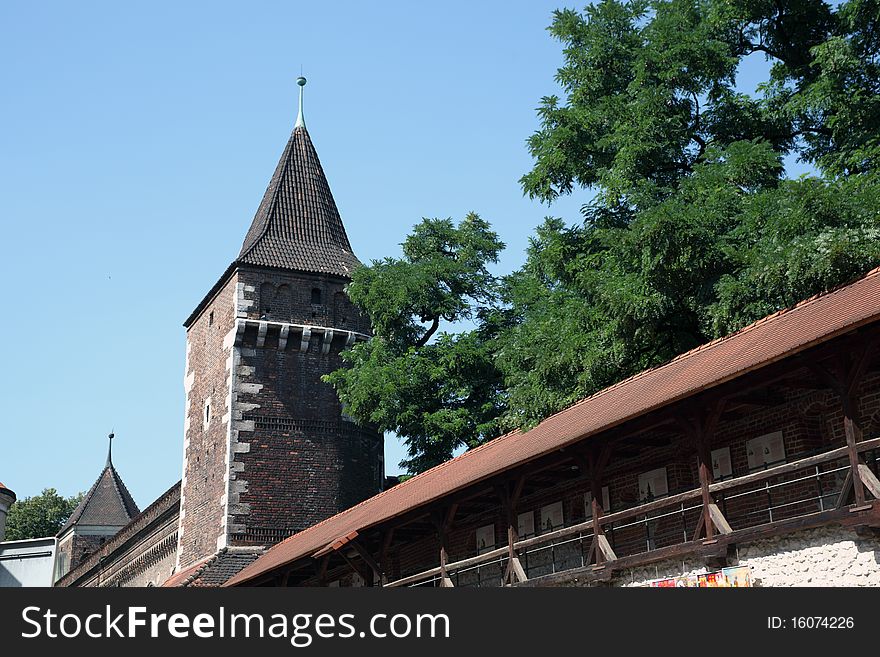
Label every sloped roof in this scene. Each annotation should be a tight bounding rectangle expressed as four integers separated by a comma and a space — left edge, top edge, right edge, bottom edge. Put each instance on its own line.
55, 481, 180, 588
59, 462, 140, 535
226, 266, 880, 585
237, 125, 361, 278
163, 548, 265, 587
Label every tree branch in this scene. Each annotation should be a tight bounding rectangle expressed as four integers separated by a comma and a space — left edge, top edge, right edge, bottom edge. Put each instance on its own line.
415, 316, 440, 348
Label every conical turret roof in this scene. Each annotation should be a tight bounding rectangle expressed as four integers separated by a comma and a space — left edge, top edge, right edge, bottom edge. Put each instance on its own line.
58, 444, 139, 536
237, 121, 360, 278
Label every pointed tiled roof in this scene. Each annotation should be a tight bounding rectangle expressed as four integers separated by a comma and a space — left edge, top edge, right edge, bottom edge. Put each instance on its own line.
237, 124, 361, 278
59, 459, 139, 536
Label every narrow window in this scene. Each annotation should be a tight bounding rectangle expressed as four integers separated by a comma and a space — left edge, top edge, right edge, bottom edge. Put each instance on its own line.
311, 288, 322, 305
208, 311, 214, 326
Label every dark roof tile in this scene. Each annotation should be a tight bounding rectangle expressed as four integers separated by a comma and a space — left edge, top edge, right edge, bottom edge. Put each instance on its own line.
237, 126, 360, 278
59, 463, 139, 535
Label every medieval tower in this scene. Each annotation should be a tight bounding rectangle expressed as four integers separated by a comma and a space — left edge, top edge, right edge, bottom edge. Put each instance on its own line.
176, 78, 383, 570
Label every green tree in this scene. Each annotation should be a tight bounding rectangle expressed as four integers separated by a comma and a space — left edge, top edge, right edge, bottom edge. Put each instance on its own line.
324, 214, 507, 473
329, 0, 880, 466
5, 488, 83, 540
501, 0, 880, 428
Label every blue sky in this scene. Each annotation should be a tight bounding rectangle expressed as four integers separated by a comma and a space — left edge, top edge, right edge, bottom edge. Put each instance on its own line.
0, 1, 803, 507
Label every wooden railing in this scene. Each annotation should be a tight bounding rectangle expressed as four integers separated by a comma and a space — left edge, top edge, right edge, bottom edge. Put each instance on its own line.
384, 436, 880, 587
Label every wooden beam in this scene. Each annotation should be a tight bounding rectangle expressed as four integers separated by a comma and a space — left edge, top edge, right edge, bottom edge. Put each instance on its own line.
836, 470, 854, 509
842, 394, 867, 506
691, 513, 705, 542
508, 555, 528, 583
378, 528, 395, 585
317, 554, 330, 585
679, 399, 726, 542
596, 534, 617, 562
349, 539, 382, 583
780, 379, 833, 391
858, 464, 880, 500
338, 550, 371, 585
846, 339, 877, 397
707, 503, 733, 535
511, 474, 527, 510
496, 480, 528, 584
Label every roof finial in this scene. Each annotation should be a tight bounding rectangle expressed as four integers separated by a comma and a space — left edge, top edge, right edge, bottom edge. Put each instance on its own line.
295, 76, 307, 129
106, 431, 114, 467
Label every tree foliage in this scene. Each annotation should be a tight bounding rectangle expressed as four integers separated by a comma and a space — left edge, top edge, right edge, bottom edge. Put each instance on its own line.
5, 488, 83, 541
330, 0, 880, 472
502, 0, 880, 428
324, 215, 506, 473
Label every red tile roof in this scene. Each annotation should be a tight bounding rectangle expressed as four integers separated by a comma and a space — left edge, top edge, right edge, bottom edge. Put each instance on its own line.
226, 266, 880, 586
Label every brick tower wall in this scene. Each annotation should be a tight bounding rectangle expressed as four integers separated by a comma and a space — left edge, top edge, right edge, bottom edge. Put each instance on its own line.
178, 265, 382, 568
178, 272, 241, 569
228, 267, 382, 546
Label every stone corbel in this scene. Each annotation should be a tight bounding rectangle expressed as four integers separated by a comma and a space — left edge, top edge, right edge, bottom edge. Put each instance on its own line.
322, 329, 335, 355
299, 327, 311, 352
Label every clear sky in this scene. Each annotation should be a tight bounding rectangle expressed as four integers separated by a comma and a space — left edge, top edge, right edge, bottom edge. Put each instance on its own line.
0, 1, 802, 507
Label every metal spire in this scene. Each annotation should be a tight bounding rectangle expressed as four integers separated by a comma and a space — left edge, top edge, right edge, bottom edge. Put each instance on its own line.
295, 76, 307, 129
106, 431, 114, 467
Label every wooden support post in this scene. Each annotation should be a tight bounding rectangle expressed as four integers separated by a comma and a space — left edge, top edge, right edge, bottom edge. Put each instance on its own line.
811, 339, 876, 510
316, 554, 330, 586
842, 394, 867, 507
587, 445, 613, 566
696, 436, 715, 543
679, 400, 728, 543
379, 529, 394, 586
496, 476, 528, 584
432, 508, 456, 587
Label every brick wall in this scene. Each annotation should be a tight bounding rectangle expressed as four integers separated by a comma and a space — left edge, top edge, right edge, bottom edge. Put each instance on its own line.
178, 265, 382, 568
228, 267, 381, 544
178, 273, 240, 568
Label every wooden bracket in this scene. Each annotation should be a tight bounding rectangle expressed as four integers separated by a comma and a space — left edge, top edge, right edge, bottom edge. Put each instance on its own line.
858, 463, 880, 500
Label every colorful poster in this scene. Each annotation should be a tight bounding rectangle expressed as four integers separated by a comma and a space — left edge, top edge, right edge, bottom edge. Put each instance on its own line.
722, 566, 752, 587
649, 567, 751, 588
697, 572, 726, 587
